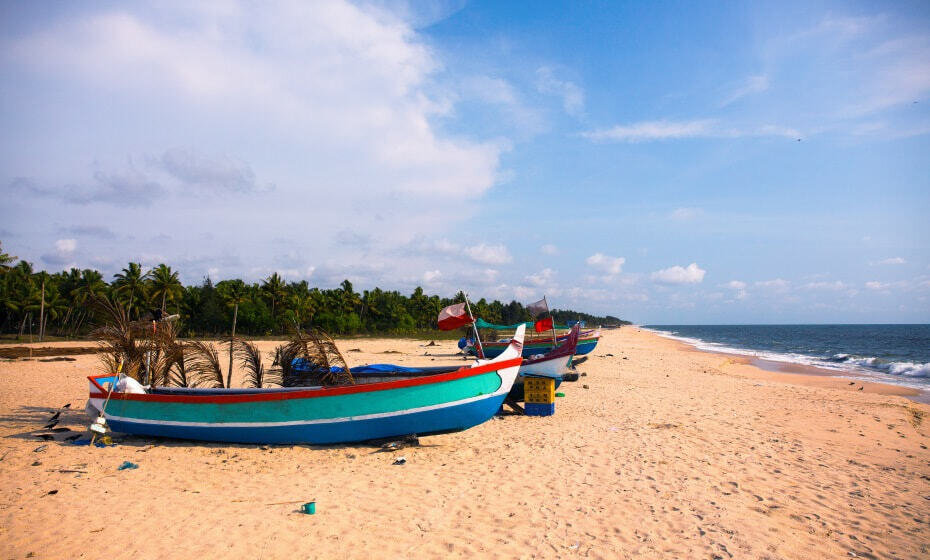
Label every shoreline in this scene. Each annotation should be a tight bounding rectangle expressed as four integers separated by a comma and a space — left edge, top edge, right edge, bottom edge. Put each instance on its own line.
639, 326, 928, 404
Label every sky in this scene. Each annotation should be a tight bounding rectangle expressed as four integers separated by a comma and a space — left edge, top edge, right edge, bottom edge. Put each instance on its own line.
1, 0, 928, 324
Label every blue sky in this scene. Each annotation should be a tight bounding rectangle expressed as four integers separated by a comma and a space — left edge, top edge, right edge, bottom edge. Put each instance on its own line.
1, 0, 928, 323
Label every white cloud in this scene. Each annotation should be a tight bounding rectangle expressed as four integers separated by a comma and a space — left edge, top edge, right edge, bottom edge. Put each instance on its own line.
540, 244, 559, 255
581, 120, 716, 142
586, 253, 625, 275
512, 285, 539, 300
581, 119, 805, 142
872, 257, 906, 265
865, 281, 890, 290
422, 269, 441, 283
525, 268, 555, 287
41, 238, 78, 267
464, 243, 512, 265
723, 280, 747, 300
55, 239, 77, 253
803, 281, 848, 291
651, 263, 706, 284
535, 66, 584, 116
4, 1, 506, 262
459, 75, 544, 135
669, 207, 703, 220
721, 74, 770, 106
755, 278, 789, 289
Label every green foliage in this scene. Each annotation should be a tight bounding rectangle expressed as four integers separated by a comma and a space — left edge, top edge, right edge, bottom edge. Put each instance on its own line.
0, 241, 626, 339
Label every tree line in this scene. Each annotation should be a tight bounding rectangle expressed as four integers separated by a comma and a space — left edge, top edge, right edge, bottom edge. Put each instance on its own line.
0, 242, 628, 340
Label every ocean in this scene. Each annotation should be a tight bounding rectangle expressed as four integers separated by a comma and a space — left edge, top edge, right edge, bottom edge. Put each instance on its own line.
641, 324, 930, 391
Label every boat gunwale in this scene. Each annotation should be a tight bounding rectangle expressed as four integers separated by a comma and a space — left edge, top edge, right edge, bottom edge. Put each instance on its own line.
88, 356, 523, 405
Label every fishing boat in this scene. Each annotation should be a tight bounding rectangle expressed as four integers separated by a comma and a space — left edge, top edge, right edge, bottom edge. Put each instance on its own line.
86, 326, 526, 445
467, 319, 600, 359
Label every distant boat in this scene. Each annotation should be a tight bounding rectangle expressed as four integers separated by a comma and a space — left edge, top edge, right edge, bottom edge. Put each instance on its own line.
350, 324, 583, 402
468, 319, 600, 359
86, 326, 526, 445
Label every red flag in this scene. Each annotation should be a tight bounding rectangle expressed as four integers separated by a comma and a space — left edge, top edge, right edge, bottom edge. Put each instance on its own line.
438, 302, 473, 331
534, 317, 553, 333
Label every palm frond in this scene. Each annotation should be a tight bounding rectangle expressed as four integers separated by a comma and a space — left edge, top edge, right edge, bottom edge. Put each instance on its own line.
90, 300, 146, 382
274, 328, 353, 387
235, 339, 280, 388
184, 340, 225, 388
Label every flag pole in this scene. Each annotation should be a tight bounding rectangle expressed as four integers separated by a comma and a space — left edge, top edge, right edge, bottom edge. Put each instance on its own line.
545, 295, 557, 347
463, 293, 485, 358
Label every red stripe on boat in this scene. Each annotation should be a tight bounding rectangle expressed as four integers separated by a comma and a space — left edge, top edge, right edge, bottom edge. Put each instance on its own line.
88, 357, 523, 404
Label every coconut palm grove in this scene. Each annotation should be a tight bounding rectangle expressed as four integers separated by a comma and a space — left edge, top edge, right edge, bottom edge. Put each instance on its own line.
0, 242, 625, 340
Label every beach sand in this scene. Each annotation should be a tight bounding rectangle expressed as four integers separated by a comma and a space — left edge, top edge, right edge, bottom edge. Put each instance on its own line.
1, 328, 927, 559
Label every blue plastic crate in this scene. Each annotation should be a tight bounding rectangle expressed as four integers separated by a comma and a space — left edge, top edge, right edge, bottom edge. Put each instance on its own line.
524, 402, 555, 416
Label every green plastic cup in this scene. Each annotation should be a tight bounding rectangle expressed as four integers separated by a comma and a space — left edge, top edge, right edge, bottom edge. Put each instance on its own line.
301, 501, 316, 514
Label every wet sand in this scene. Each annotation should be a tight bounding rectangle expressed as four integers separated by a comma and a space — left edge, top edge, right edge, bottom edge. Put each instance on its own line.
1, 327, 928, 559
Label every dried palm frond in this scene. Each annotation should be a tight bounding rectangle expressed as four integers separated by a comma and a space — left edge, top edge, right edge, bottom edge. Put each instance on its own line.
90, 295, 186, 384
91, 299, 146, 382
150, 339, 186, 387
235, 339, 280, 388
184, 340, 225, 388
274, 328, 353, 387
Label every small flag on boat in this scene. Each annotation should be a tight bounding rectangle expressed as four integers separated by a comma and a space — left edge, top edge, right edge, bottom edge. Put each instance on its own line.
534, 317, 554, 333
526, 297, 548, 317
437, 302, 473, 330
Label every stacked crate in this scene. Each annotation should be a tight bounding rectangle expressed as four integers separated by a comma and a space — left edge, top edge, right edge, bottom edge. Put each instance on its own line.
523, 376, 556, 416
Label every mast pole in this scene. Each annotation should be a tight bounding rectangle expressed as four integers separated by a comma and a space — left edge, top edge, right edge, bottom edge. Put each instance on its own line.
546, 295, 557, 347
463, 293, 484, 358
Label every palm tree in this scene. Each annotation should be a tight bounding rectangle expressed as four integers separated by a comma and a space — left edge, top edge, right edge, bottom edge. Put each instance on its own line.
112, 263, 150, 319
340, 279, 361, 315
71, 269, 107, 305
261, 272, 287, 333
218, 279, 249, 387
0, 242, 16, 272
149, 264, 183, 313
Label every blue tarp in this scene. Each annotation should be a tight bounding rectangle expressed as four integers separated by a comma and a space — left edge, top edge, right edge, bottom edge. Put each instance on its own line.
350, 364, 425, 373
291, 358, 424, 374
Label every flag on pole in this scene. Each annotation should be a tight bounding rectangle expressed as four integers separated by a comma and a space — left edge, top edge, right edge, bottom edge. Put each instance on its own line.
526, 297, 548, 317
534, 317, 554, 333
437, 302, 474, 331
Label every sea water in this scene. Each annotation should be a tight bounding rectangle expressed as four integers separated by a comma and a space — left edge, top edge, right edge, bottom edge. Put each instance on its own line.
642, 324, 930, 392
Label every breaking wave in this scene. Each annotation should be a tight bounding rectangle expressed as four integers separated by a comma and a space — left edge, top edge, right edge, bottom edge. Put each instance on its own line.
641, 326, 930, 390
829, 354, 930, 378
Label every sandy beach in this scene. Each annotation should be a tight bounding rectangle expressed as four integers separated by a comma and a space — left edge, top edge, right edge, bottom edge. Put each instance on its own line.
1, 327, 928, 559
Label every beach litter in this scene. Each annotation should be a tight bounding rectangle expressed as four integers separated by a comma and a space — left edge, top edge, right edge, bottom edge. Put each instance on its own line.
33, 445, 48, 453
377, 434, 420, 452
392, 456, 407, 465
300, 501, 317, 515
555, 392, 565, 398
117, 461, 139, 471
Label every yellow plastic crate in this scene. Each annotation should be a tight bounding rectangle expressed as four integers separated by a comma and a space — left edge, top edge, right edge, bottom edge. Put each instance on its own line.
524, 377, 555, 404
